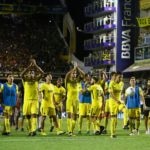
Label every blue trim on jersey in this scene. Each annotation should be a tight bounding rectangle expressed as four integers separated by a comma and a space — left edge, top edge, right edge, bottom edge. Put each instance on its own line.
126, 86, 140, 109
2, 83, 17, 106
79, 82, 91, 103
0, 105, 3, 113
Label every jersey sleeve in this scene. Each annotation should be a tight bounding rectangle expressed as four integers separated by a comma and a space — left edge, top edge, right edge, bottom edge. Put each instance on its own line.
62, 87, 66, 96
87, 85, 94, 92
108, 81, 114, 93
0, 84, 4, 92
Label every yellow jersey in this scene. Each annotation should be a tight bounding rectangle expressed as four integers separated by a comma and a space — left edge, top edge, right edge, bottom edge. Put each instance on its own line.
88, 83, 104, 106
40, 82, 54, 108
53, 86, 66, 104
66, 80, 80, 100
109, 81, 122, 101
99, 79, 105, 91
23, 81, 39, 101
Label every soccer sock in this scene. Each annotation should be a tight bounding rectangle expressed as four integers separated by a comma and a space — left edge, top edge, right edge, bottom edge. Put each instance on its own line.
20, 117, 23, 129
26, 118, 31, 132
92, 121, 96, 133
148, 118, 150, 131
86, 118, 91, 132
4, 118, 10, 133
123, 108, 128, 126
31, 117, 37, 132
78, 115, 83, 131
111, 117, 116, 135
96, 120, 100, 131
129, 119, 134, 132
71, 119, 76, 133
57, 111, 62, 128
104, 117, 108, 130
50, 118, 54, 127
115, 117, 118, 128
114, 117, 117, 135
67, 118, 71, 132
136, 118, 140, 130
38, 116, 42, 129
55, 127, 59, 132
58, 119, 62, 129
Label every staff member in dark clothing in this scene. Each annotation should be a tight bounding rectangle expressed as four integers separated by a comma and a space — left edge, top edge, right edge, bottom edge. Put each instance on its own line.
143, 79, 150, 134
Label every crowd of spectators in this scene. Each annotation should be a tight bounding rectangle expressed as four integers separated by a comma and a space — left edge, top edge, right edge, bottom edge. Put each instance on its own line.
0, 14, 71, 77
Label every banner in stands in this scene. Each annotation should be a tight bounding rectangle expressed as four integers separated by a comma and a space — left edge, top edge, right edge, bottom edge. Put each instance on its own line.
136, 17, 150, 27
0, 72, 20, 79
0, 4, 67, 14
140, 0, 150, 10
116, 0, 139, 72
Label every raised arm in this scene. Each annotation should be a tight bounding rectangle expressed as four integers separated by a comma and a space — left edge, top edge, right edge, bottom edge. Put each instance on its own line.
31, 59, 44, 75
101, 70, 108, 82
20, 61, 33, 78
76, 66, 85, 78
20, 59, 44, 80
64, 69, 74, 88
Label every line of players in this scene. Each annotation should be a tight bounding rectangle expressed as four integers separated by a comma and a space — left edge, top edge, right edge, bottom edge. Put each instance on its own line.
0, 59, 150, 138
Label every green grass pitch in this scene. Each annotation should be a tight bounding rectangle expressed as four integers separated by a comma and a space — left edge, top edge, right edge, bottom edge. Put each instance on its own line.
0, 117, 150, 150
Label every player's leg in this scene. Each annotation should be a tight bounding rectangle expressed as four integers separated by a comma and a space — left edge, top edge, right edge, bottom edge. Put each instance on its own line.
95, 101, 104, 134
109, 100, 118, 138
119, 103, 129, 129
23, 101, 32, 135
30, 101, 38, 136
40, 106, 47, 135
128, 109, 135, 135
40, 116, 47, 135
148, 111, 150, 134
66, 99, 72, 134
90, 106, 99, 134
2, 106, 11, 135
71, 100, 79, 135
134, 108, 141, 134
20, 115, 25, 131
14, 107, 20, 130
50, 107, 65, 135
78, 103, 85, 134
86, 103, 91, 134
56, 105, 62, 129
103, 99, 110, 134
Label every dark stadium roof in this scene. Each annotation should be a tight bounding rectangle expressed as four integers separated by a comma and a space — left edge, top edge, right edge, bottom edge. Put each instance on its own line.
123, 60, 150, 73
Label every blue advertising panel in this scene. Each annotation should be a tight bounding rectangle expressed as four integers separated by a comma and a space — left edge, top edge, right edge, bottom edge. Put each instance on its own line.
116, 0, 139, 72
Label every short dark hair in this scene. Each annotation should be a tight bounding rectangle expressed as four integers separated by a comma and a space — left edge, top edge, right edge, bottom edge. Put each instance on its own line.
130, 76, 136, 80
116, 71, 122, 76
44, 72, 52, 78
57, 77, 63, 81
110, 71, 116, 77
85, 73, 91, 78
92, 76, 99, 82
7, 73, 13, 77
